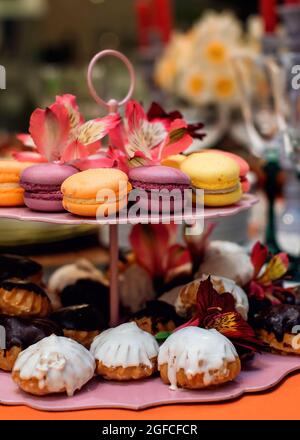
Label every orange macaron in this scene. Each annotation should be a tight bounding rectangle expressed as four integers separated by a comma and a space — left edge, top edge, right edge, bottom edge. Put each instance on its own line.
0, 160, 34, 206
61, 168, 132, 217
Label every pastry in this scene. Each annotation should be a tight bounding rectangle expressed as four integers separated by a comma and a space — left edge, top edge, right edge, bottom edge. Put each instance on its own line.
0, 279, 51, 317
0, 160, 33, 206
90, 322, 159, 380
175, 275, 249, 320
119, 263, 156, 313
180, 152, 242, 207
158, 327, 241, 390
0, 254, 43, 283
48, 259, 109, 310
130, 300, 184, 336
61, 168, 131, 217
196, 241, 254, 286
128, 165, 191, 213
160, 154, 186, 169
20, 163, 77, 212
12, 334, 95, 396
50, 304, 106, 348
0, 315, 62, 371
253, 304, 300, 354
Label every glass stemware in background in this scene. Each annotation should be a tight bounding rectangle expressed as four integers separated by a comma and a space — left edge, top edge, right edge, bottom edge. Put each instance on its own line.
232, 55, 284, 254
232, 51, 300, 278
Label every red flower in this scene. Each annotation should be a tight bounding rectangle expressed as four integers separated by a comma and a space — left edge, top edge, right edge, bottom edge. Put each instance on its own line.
176, 277, 263, 354
248, 242, 290, 304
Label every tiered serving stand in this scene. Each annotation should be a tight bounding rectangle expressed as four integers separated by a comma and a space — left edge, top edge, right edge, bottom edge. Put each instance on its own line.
0, 51, 299, 411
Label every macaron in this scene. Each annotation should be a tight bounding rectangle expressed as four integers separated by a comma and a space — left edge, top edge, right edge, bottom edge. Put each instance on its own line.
180, 152, 242, 207
128, 165, 191, 213
0, 160, 34, 206
20, 163, 78, 212
160, 154, 186, 169
61, 168, 131, 217
207, 150, 250, 193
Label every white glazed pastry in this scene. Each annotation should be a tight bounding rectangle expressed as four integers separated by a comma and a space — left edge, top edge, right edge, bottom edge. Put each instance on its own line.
196, 241, 254, 286
158, 327, 241, 390
119, 263, 156, 313
175, 274, 249, 320
12, 334, 95, 396
90, 322, 159, 380
48, 259, 108, 309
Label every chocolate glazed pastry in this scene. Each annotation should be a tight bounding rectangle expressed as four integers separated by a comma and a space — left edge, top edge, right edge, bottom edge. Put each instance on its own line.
0, 315, 62, 371
253, 304, 300, 355
60, 279, 109, 316
130, 300, 184, 336
0, 279, 51, 317
50, 304, 106, 348
0, 254, 42, 283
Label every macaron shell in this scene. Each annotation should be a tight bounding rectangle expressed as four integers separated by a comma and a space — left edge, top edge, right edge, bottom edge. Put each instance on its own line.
0, 161, 34, 184
198, 149, 250, 177
21, 163, 78, 186
128, 165, 191, 186
0, 188, 24, 206
160, 155, 186, 169
181, 152, 240, 190
24, 196, 64, 212
62, 169, 130, 199
193, 183, 242, 207
63, 196, 128, 217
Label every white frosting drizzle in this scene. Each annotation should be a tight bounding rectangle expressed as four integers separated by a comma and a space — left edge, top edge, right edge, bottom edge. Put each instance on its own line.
158, 327, 238, 390
13, 335, 95, 396
90, 322, 159, 368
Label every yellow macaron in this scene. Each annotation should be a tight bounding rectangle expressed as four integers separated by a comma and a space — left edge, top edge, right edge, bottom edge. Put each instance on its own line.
180, 152, 242, 207
161, 154, 186, 169
61, 168, 132, 217
0, 160, 34, 206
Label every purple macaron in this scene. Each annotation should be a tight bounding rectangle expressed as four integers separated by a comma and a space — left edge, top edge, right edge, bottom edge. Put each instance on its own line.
20, 163, 78, 212
128, 165, 191, 213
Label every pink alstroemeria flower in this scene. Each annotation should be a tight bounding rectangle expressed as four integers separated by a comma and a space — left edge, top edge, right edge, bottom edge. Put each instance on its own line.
14, 94, 120, 165
110, 100, 204, 167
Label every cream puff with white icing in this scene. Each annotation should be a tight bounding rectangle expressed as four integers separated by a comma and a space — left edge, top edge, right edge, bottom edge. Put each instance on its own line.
90, 322, 159, 381
12, 334, 95, 396
175, 275, 249, 320
158, 327, 241, 390
196, 241, 254, 286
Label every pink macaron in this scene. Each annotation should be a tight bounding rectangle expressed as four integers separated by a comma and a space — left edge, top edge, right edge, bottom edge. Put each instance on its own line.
128, 165, 191, 213
20, 163, 78, 212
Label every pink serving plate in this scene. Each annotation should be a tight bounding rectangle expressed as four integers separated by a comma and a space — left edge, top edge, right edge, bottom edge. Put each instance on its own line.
0, 194, 258, 225
1, 353, 300, 411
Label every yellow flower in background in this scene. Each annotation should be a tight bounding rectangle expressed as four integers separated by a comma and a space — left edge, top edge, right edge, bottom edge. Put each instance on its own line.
187, 74, 205, 95
214, 76, 235, 99
154, 58, 177, 90
155, 10, 259, 107
179, 71, 209, 104
204, 41, 228, 64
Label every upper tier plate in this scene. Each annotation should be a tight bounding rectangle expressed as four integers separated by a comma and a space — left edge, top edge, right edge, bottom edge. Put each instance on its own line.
0, 194, 258, 225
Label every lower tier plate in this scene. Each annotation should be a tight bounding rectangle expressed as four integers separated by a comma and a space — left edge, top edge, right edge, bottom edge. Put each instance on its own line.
0, 353, 299, 411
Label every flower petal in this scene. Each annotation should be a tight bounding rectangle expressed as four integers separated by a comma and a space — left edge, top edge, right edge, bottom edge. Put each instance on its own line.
257, 252, 289, 285
16, 133, 36, 148
250, 241, 268, 278
129, 224, 171, 278
77, 114, 121, 145
12, 151, 47, 163
55, 94, 84, 130
29, 103, 71, 162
